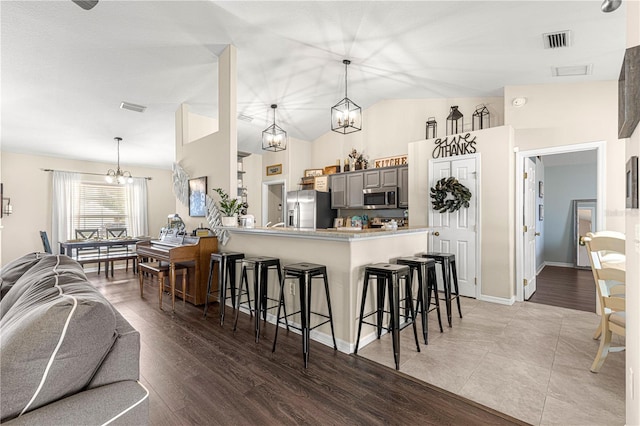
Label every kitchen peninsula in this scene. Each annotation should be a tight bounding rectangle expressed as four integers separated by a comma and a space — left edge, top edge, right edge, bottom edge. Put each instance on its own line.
223, 226, 430, 353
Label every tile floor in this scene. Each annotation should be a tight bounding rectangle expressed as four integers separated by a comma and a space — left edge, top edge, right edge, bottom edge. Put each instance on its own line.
357, 297, 625, 425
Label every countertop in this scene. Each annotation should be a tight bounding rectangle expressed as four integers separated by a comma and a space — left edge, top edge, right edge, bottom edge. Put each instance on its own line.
222, 226, 430, 241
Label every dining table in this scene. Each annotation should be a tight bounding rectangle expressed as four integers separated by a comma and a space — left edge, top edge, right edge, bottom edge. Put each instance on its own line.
59, 237, 141, 276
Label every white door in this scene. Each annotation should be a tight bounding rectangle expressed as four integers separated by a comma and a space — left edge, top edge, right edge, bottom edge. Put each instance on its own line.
523, 157, 537, 299
428, 156, 477, 298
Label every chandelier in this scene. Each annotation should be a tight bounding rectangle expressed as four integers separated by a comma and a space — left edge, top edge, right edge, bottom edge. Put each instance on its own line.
105, 137, 133, 184
331, 59, 362, 134
262, 104, 287, 152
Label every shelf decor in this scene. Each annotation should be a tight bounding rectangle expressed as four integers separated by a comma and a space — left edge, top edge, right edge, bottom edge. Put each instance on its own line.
472, 104, 490, 130
446, 106, 464, 136
425, 117, 437, 139
430, 176, 472, 213
331, 59, 362, 134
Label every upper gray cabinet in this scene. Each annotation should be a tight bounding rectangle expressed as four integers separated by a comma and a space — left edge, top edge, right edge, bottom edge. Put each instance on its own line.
330, 174, 347, 209
346, 172, 364, 208
398, 166, 409, 208
364, 168, 397, 189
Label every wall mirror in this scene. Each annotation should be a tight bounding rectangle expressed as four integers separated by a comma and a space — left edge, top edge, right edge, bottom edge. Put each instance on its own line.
573, 199, 596, 269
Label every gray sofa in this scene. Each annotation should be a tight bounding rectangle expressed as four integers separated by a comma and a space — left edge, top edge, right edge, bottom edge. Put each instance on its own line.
0, 252, 149, 425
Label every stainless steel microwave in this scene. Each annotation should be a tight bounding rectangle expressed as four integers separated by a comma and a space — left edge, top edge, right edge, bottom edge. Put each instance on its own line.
363, 188, 397, 209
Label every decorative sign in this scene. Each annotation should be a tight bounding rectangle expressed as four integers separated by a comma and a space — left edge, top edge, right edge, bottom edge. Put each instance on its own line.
373, 155, 408, 168
266, 164, 282, 176
432, 133, 477, 158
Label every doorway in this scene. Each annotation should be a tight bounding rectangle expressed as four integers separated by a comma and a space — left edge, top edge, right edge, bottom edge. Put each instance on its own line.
515, 141, 605, 304
262, 180, 286, 227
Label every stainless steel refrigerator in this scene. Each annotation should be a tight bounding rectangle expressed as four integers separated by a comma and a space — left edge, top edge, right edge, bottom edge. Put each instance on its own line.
286, 190, 336, 230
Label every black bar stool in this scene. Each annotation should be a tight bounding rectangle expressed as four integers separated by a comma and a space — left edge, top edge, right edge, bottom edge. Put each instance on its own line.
204, 251, 245, 325
396, 256, 443, 344
233, 256, 287, 342
421, 252, 462, 327
272, 262, 337, 368
354, 263, 420, 370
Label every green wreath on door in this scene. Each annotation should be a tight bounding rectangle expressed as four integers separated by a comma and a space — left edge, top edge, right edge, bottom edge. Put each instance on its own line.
430, 177, 472, 213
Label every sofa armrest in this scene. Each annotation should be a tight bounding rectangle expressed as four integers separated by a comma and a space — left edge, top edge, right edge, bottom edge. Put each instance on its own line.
3, 380, 149, 426
89, 310, 140, 388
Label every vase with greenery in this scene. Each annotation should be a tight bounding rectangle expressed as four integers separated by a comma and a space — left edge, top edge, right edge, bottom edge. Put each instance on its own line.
213, 188, 244, 227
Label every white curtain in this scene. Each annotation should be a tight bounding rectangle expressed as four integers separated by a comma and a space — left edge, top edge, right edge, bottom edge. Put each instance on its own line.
51, 171, 80, 254
125, 177, 148, 238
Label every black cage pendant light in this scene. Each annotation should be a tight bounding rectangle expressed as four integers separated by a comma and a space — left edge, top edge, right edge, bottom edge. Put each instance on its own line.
331, 59, 362, 134
262, 104, 287, 152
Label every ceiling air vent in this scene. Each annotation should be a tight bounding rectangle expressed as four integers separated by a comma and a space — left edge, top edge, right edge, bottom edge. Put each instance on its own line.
551, 64, 593, 77
120, 101, 146, 113
543, 31, 572, 49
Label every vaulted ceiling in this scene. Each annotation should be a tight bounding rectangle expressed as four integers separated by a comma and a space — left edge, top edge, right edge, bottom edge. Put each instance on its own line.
1, 1, 627, 169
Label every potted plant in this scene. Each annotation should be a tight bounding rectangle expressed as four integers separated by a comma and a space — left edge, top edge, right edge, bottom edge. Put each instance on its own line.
213, 188, 244, 227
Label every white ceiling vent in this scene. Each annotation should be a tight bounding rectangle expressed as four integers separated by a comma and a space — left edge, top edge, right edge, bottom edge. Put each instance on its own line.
120, 101, 147, 113
551, 64, 593, 77
543, 31, 572, 49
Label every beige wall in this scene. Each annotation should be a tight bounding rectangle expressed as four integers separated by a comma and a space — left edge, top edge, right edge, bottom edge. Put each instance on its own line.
0, 151, 173, 265
625, 1, 640, 422
175, 45, 237, 232
311, 97, 504, 171
409, 125, 515, 300
504, 81, 625, 232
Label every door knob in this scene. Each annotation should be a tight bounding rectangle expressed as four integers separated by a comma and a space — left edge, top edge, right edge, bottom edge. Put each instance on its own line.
434, 231, 440, 236
535, 232, 540, 236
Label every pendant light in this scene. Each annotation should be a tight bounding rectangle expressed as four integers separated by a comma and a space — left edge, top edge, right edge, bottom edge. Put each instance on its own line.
262, 104, 287, 152
331, 59, 362, 134
105, 137, 133, 184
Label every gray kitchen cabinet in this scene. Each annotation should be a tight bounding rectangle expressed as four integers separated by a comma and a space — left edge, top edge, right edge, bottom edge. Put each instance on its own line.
380, 168, 398, 188
398, 166, 409, 207
330, 174, 347, 209
346, 172, 364, 208
363, 170, 380, 189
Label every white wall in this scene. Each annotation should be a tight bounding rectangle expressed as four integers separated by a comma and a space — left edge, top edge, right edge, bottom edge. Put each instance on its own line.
0, 151, 173, 265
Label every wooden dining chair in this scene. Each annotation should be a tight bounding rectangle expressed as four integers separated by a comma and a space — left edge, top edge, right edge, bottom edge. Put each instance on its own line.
584, 231, 625, 339
74, 228, 103, 273
105, 227, 136, 275
39, 231, 52, 254
588, 266, 625, 372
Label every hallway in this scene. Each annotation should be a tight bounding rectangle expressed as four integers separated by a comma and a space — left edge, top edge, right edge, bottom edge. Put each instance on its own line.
527, 265, 595, 313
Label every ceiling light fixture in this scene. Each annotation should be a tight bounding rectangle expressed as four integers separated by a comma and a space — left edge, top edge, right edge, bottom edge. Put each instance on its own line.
105, 137, 133, 184
331, 59, 362, 134
601, 0, 622, 12
262, 104, 287, 152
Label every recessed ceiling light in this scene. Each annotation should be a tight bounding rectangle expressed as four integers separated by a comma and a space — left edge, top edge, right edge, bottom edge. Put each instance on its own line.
551, 64, 593, 77
120, 101, 146, 113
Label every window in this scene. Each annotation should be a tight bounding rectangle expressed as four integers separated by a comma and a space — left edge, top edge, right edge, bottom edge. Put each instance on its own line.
75, 181, 128, 235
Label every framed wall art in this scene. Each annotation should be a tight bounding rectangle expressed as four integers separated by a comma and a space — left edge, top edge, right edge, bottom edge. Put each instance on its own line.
266, 164, 282, 176
188, 176, 207, 217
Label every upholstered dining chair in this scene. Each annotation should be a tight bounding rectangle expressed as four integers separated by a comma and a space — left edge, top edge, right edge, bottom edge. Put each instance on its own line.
584, 231, 625, 340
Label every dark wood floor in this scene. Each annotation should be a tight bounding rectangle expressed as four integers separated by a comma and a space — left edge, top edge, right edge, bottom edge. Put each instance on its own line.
91, 270, 527, 426
527, 265, 595, 312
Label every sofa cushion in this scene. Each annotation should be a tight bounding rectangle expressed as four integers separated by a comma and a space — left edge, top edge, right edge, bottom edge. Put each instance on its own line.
0, 255, 118, 422
0, 252, 48, 300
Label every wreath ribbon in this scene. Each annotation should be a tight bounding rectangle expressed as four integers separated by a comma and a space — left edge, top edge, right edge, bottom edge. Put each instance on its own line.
430, 177, 472, 213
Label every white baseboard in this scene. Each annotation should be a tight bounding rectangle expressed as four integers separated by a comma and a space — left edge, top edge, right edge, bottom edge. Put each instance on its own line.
536, 263, 545, 274
543, 261, 574, 268
477, 294, 516, 305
